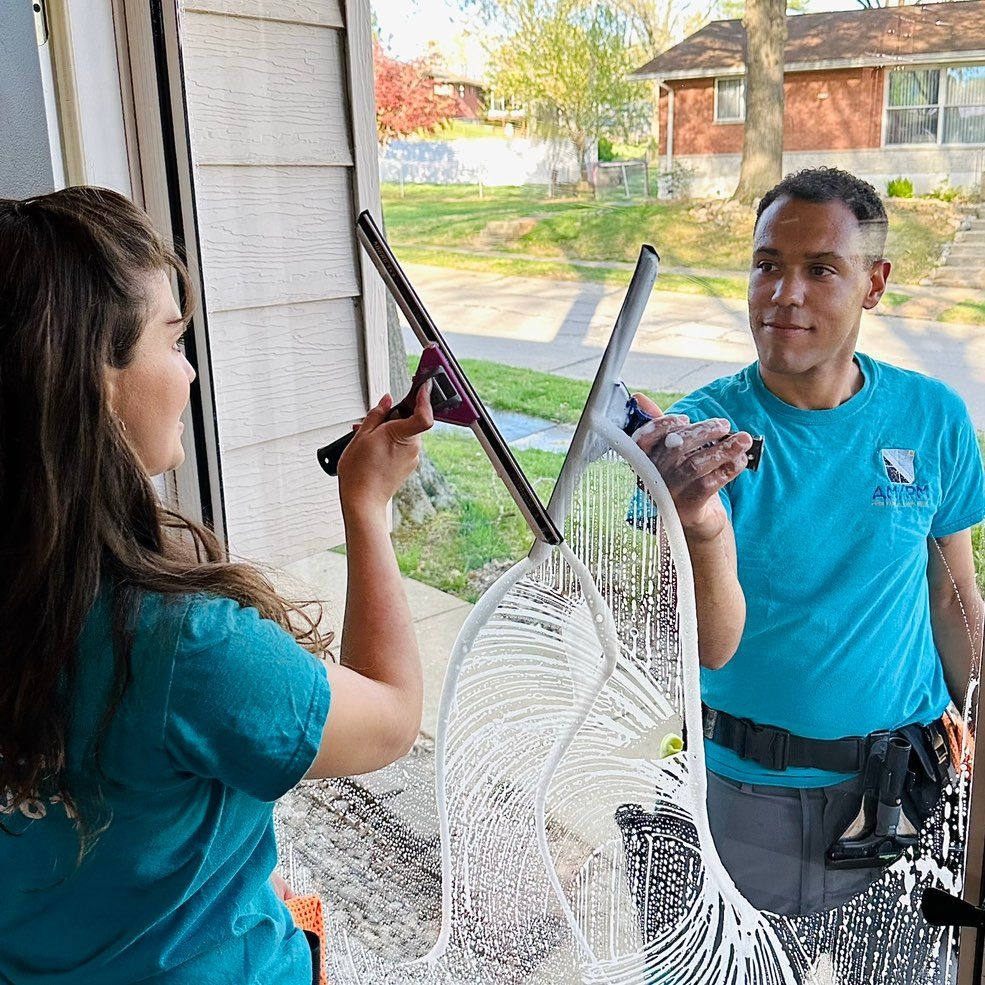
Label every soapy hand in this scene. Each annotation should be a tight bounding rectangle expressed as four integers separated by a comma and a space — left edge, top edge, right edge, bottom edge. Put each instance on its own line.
631, 393, 752, 543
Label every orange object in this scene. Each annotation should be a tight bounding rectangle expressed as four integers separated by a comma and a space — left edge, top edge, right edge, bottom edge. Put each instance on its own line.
942, 706, 975, 774
286, 894, 327, 985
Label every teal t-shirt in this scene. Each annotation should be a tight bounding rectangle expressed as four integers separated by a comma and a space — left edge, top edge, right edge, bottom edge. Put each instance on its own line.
662, 353, 985, 787
0, 588, 331, 983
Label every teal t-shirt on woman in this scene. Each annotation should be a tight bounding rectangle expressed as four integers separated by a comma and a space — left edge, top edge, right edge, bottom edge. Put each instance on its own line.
0, 588, 331, 983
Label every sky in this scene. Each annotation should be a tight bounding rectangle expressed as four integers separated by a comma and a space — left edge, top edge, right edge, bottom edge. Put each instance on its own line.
371, 0, 882, 77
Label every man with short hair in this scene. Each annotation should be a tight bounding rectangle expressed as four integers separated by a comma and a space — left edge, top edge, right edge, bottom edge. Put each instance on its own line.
633, 168, 985, 919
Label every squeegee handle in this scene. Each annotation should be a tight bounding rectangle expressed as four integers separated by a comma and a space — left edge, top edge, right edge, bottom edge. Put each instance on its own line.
316, 403, 414, 477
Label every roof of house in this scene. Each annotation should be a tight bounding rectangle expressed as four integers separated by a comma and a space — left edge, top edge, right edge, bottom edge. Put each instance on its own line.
431, 73, 486, 89
631, 0, 985, 80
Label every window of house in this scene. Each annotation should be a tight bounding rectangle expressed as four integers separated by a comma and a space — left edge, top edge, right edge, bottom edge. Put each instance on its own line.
714, 77, 745, 123
886, 65, 985, 145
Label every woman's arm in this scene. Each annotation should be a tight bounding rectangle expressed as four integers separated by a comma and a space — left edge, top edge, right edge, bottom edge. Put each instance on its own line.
305, 385, 433, 779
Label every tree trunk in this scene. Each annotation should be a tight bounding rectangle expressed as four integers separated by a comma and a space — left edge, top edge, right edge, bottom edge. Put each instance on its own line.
732, 0, 787, 204
385, 293, 456, 528
572, 132, 591, 186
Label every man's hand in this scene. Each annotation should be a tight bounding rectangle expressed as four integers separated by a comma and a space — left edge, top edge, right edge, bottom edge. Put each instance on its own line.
631, 393, 753, 543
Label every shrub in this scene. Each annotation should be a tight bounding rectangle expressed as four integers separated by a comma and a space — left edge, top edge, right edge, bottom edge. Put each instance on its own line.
924, 180, 963, 203
598, 137, 614, 163
660, 160, 697, 199
887, 176, 914, 198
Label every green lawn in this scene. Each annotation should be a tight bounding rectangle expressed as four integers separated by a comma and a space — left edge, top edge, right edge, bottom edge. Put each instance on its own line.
417, 356, 684, 425
940, 300, 985, 325
393, 436, 563, 600
391, 358, 985, 601
382, 184, 960, 287
393, 358, 684, 601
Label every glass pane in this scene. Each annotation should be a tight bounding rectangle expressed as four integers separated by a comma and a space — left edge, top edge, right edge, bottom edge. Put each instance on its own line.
944, 65, 985, 106
942, 104, 985, 143
886, 107, 939, 144
888, 69, 940, 108
717, 79, 745, 121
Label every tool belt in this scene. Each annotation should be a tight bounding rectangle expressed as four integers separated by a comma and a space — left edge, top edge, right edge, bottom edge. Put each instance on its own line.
702, 703, 953, 778
702, 702, 957, 870
702, 703, 876, 773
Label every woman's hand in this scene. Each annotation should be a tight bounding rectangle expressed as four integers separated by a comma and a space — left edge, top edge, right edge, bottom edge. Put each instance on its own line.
270, 870, 295, 901
337, 381, 434, 516
631, 393, 751, 543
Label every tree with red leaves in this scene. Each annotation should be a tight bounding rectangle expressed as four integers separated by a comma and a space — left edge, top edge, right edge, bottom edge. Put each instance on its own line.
373, 41, 464, 146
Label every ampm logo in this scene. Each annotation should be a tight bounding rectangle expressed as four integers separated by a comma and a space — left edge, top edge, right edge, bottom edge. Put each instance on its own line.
881, 448, 915, 485
872, 483, 930, 508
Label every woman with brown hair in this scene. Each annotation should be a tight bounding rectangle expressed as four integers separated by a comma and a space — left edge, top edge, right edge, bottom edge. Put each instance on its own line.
0, 186, 432, 983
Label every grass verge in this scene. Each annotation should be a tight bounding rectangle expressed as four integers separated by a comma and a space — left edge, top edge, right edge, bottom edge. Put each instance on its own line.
395, 245, 749, 299
393, 436, 563, 601
409, 355, 685, 424
940, 300, 985, 326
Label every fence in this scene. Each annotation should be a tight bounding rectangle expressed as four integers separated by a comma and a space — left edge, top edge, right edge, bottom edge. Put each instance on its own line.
379, 136, 587, 194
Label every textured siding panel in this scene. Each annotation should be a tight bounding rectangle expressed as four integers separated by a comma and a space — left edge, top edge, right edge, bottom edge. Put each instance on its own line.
177, 0, 382, 562
195, 165, 359, 312
182, 0, 343, 27
209, 299, 364, 450
181, 12, 351, 166
223, 424, 350, 565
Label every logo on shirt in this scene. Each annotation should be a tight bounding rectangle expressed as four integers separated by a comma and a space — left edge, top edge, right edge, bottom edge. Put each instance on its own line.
881, 448, 915, 485
873, 448, 930, 507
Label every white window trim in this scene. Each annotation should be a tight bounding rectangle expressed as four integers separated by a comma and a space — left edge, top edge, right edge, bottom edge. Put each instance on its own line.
882, 61, 985, 148
45, 1, 133, 194
713, 76, 745, 124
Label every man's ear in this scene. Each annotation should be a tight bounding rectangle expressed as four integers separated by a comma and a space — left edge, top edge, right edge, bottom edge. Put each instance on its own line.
862, 258, 892, 310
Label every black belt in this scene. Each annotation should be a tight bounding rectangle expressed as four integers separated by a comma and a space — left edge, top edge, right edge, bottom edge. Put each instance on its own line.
702, 703, 871, 773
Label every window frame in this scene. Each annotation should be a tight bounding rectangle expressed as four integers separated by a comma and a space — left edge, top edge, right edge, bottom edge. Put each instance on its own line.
713, 76, 745, 124
883, 62, 985, 148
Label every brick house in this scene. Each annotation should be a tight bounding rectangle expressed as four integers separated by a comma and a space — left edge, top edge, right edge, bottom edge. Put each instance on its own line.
432, 74, 486, 119
631, 0, 985, 197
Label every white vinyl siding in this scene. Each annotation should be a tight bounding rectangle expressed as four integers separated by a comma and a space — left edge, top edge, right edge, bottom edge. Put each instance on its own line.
177, 0, 386, 564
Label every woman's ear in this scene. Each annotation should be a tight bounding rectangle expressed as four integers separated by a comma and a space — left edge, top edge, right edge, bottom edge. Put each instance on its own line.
103, 366, 120, 418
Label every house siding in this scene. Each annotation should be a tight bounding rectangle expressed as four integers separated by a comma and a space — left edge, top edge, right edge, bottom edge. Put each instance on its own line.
660, 67, 884, 157
177, 0, 386, 564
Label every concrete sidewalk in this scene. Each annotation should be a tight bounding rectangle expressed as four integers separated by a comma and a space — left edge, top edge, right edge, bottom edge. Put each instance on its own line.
403, 262, 985, 424
283, 550, 473, 741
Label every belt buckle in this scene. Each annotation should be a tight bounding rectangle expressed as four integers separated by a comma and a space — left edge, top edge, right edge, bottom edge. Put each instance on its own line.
740, 719, 790, 771
927, 724, 949, 770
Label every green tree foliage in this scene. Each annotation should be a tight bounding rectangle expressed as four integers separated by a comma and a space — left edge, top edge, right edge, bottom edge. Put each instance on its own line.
486, 1, 649, 183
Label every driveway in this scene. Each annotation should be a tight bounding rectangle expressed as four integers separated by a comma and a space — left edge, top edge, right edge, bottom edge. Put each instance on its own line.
402, 264, 985, 425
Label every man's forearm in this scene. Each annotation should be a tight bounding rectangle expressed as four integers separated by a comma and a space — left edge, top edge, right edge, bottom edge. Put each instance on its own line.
932, 589, 984, 711
685, 524, 746, 670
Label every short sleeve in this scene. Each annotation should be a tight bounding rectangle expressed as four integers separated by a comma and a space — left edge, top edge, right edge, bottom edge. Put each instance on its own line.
931, 400, 985, 539
164, 595, 331, 802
